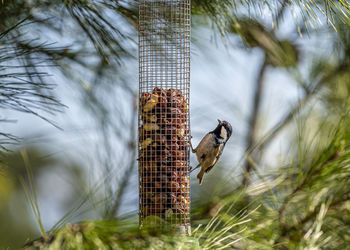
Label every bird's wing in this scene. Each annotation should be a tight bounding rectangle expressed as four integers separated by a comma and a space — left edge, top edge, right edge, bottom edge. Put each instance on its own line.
195, 133, 214, 159
204, 144, 224, 173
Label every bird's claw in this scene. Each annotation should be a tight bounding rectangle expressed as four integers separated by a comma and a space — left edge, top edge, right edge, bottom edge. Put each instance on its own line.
188, 135, 196, 153
187, 166, 193, 176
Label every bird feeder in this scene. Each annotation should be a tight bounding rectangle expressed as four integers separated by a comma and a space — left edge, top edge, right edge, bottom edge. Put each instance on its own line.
138, 0, 191, 233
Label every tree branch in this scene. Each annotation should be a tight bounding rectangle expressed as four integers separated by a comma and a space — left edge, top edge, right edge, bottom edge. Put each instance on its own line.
242, 55, 268, 186
254, 61, 349, 154
255, 87, 315, 152
107, 95, 138, 218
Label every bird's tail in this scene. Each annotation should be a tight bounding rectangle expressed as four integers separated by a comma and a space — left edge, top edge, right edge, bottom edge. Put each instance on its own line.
197, 169, 205, 185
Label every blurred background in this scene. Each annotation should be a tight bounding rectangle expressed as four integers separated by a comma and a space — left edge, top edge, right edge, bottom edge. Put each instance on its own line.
1, 0, 350, 249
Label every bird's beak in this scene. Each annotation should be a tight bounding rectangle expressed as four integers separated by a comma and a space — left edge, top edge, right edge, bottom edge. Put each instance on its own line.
217, 119, 222, 124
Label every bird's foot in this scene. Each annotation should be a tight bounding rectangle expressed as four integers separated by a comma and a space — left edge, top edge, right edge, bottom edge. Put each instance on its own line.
188, 135, 196, 153
187, 166, 193, 176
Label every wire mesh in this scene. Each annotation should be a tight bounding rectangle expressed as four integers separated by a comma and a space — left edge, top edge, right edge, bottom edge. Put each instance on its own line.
138, 0, 191, 231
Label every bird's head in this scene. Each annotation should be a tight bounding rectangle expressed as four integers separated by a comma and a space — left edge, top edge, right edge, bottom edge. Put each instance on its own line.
214, 119, 232, 141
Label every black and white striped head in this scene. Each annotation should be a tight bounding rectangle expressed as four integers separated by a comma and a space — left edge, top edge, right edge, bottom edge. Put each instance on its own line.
212, 119, 232, 142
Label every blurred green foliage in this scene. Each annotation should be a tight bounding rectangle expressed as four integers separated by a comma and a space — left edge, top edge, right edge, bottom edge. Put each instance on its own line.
0, 148, 87, 249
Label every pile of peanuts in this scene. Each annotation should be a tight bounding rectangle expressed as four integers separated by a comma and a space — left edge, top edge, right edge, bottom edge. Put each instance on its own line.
139, 87, 190, 221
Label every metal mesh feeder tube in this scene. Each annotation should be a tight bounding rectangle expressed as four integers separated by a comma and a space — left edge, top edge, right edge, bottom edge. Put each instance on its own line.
138, 0, 191, 233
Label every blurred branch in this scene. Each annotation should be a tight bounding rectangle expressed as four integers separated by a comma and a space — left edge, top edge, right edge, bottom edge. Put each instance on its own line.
0, 132, 20, 153
242, 55, 267, 186
241, 0, 294, 187
255, 61, 350, 153
242, 59, 350, 188
108, 95, 138, 218
256, 87, 315, 152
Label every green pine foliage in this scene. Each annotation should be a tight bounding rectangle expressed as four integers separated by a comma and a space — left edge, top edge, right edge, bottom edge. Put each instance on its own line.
23, 220, 199, 250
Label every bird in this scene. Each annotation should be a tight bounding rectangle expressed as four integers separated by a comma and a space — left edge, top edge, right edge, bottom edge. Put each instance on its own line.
190, 119, 232, 185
